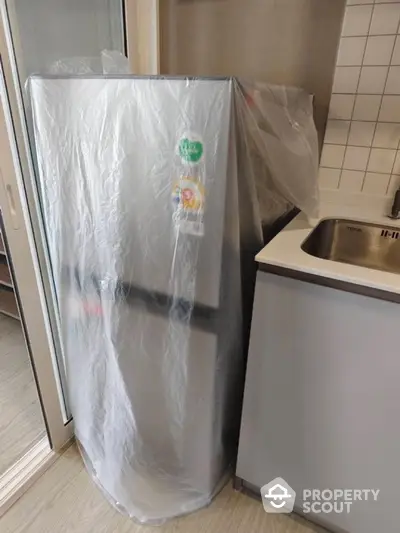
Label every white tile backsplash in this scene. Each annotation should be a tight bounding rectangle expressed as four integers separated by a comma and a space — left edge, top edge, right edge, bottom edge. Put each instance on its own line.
347, 0, 373, 4
391, 150, 400, 173
369, 3, 400, 35
342, 5, 373, 37
362, 172, 391, 194
333, 66, 361, 93
391, 36, 400, 65
321, 144, 346, 168
353, 94, 381, 120
358, 66, 388, 93
385, 66, 400, 94
337, 37, 367, 66
379, 95, 400, 121
363, 35, 395, 65
340, 170, 366, 192
343, 146, 370, 170
348, 120, 375, 146
320, 0, 400, 195
367, 148, 396, 173
329, 94, 356, 119
319, 168, 342, 189
325, 120, 351, 144
387, 173, 400, 194
373, 122, 400, 148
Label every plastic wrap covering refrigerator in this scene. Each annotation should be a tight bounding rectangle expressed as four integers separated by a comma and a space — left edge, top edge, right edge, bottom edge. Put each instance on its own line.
28, 76, 319, 523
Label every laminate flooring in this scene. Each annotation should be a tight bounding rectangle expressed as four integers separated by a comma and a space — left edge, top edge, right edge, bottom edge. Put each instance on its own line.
0, 443, 325, 533
0, 313, 45, 473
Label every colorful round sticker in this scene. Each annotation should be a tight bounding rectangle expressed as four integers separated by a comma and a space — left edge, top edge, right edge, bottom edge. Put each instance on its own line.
172, 177, 204, 212
177, 133, 204, 165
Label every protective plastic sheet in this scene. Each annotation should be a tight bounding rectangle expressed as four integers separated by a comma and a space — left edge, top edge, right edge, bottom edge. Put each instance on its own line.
237, 80, 319, 224
46, 49, 130, 75
29, 74, 318, 524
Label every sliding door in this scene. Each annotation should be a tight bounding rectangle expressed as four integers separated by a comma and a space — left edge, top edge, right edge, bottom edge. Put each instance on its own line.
0, 0, 126, 432
0, 0, 160, 465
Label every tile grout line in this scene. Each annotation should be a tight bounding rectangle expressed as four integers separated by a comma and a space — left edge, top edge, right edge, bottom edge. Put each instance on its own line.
349, 1, 400, 6
336, 4, 354, 190
342, 32, 400, 37
334, 92, 400, 96
329, 117, 400, 122
325, 143, 399, 153
342, 33, 399, 38
336, 64, 399, 69
336, 3, 368, 189
385, 11, 400, 192
347, 3, 375, 191
337, 13, 368, 188
364, 4, 400, 190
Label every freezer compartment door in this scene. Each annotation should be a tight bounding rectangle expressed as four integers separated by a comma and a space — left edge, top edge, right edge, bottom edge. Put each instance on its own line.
30, 76, 233, 309
114, 302, 225, 495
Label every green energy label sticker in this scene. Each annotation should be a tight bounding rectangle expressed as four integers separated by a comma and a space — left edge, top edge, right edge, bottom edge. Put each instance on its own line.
178, 133, 204, 164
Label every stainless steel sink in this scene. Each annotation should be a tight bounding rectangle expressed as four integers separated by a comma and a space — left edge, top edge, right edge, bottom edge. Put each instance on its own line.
301, 218, 400, 274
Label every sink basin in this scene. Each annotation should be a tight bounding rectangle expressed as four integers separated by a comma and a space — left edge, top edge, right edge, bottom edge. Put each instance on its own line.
301, 218, 400, 274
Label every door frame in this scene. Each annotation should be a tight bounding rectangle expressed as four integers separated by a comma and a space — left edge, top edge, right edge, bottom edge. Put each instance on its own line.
0, 62, 73, 449
0, 69, 70, 515
0, 0, 73, 433
125, 0, 160, 74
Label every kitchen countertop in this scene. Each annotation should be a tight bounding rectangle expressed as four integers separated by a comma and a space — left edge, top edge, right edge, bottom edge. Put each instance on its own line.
256, 189, 400, 296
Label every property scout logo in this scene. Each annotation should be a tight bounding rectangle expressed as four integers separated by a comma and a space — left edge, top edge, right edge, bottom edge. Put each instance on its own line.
261, 478, 296, 513
261, 477, 380, 515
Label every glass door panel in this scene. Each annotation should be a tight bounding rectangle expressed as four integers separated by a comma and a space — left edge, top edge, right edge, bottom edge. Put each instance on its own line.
0, 212, 46, 475
6, 0, 125, 79
0, 59, 71, 453
0, 0, 126, 419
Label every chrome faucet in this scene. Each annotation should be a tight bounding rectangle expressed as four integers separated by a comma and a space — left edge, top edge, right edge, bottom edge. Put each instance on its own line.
389, 187, 400, 219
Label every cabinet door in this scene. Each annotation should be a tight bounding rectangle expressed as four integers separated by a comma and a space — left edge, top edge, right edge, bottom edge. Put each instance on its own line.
237, 271, 400, 533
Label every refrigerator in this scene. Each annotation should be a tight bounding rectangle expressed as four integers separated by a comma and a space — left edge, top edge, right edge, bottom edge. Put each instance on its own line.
29, 76, 249, 523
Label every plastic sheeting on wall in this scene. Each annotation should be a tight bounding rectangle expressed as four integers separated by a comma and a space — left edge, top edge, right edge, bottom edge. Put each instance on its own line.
28, 74, 318, 524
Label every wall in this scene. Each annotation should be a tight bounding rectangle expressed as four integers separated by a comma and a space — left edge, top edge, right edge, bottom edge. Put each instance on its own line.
159, 0, 346, 141
320, 0, 400, 197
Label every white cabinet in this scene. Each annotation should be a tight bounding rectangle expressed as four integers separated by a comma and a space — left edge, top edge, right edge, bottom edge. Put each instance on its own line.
236, 270, 400, 533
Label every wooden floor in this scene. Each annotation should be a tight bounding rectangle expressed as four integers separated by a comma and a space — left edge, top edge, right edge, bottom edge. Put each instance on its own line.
0, 314, 45, 474
0, 443, 324, 533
